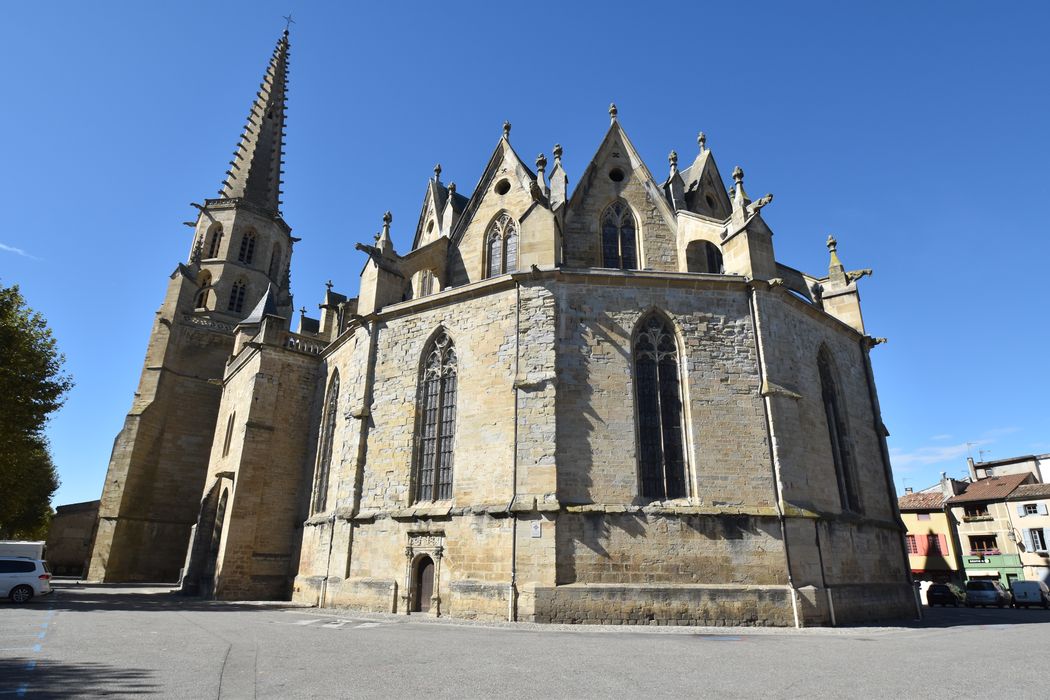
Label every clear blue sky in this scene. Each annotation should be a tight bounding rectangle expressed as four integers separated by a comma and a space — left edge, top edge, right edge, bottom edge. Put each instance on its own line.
2, 1, 1047, 505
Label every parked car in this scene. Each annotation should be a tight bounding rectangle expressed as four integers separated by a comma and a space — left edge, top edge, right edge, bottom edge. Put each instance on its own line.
1010, 580, 1050, 609
964, 579, 1012, 608
927, 583, 965, 607
0, 557, 52, 603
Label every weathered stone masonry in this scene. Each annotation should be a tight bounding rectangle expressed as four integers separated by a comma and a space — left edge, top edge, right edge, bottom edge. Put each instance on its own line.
90, 31, 913, 626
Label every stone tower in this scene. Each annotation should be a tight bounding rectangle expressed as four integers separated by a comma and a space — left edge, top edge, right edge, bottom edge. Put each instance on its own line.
87, 31, 295, 582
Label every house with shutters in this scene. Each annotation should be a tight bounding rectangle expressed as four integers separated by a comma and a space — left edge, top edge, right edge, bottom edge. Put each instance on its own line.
945, 472, 1033, 587
1006, 483, 1050, 584
898, 481, 965, 585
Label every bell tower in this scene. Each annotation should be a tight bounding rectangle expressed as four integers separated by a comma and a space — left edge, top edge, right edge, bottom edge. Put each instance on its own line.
87, 31, 295, 582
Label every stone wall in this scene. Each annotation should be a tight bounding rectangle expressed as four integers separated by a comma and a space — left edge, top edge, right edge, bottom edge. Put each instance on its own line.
45, 500, 99, 576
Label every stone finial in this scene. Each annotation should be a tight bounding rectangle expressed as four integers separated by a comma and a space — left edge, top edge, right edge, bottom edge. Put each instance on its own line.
448, 181, 457, 195
826, 235, 837, 253
503, 121, 511, 139
434, 163, 442, 180
609, 103, 618, 122
383, 211, 393, 226
698, 132, 707, 152
668, 150, 678, 171
733, 166, 744, 185
536, 153, 547, 172
553, 143, 563, 163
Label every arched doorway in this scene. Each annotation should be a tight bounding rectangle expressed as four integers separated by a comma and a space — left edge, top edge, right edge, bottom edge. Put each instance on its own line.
413, 555, 435, 613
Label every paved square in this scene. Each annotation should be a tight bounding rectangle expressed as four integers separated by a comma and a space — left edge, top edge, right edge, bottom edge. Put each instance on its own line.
1, 583, 1047, 698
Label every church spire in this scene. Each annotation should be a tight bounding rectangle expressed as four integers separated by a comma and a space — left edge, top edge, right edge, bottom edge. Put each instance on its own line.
218, 31, 290, 215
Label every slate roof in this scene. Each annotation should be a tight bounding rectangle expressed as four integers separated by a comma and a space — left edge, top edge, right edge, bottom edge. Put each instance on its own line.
945, 472, 1032, 505
1007, 483, 1050, 501
898, 491, 946, 511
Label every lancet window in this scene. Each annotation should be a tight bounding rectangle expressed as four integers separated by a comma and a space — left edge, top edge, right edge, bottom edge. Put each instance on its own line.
415, 331, 457, 501
485, 214, 518, 278
206, 225, 223, 259
227, 279, 247, 313
601, 201, 638, 270
818, 348, 861, 512
634, 314, 687, 499
238, 230, 257, 265
195, 271, 212, 309
312, 372, 339, 514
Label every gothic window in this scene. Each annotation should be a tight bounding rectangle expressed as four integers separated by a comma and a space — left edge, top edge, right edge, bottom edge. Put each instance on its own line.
267, 243, 282, 280
420, 270, 435, 297
195, 271, 212, 309
484, 213, 518, 278
222, 412, 236, 457
238, 230, 257, 265
312, 372, 339, 514
601, 201, 638, 270
206, 224, 223, 259
227, 279, 247, 313
685, 240, 724, 274
415, 331, 457, 501
634, 314, 687, 500
818, 348, 861, 512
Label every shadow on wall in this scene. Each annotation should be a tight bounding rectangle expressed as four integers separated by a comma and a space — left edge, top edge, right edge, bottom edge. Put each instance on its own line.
0, 658, 158, 697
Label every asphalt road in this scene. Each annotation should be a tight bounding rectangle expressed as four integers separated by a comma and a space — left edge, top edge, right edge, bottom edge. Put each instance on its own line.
1, 582, 1048, 698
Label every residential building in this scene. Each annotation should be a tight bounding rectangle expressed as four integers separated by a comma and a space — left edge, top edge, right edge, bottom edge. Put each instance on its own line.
898, 482, 964, 584
946, 473, 1033, 587
968, 454, 1048, 482
1006, 483, 1050, 583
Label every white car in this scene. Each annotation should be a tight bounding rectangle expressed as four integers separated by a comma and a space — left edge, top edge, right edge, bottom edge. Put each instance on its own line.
0, 557, 53, 603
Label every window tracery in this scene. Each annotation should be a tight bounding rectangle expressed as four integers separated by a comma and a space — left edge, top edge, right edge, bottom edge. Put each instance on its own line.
602, 201, 638, 270
484, 213, 518, 278
634, 314, 686, 499
416, 332, 457, 501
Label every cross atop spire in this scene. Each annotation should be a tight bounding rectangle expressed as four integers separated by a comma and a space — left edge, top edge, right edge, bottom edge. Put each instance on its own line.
282, 13, 295, 33
218, 31, 290, 216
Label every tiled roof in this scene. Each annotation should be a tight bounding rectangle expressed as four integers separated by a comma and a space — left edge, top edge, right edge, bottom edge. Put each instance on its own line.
1007, 483, 1050, 501
946, 473, 1032, 505
898, 491, 946, 511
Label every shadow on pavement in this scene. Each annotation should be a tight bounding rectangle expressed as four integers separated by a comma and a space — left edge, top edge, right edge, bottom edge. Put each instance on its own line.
0, 582, 308, 614
843, 604, 1050, 629
0, 658, 159, 697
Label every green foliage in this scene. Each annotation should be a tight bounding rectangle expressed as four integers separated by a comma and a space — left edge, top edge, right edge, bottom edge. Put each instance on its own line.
0, 281, 72, 539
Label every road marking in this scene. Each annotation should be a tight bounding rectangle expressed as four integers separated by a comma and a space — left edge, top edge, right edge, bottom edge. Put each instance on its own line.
354, 623, 383, 629
290, 619, 319, 626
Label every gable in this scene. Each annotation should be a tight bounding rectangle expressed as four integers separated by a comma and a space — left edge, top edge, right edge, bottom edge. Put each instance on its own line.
562, 123, 679, 271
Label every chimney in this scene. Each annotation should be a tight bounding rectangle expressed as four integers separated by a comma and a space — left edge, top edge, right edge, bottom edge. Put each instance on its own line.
904, 487, 914, 494
967, 457, 978, 481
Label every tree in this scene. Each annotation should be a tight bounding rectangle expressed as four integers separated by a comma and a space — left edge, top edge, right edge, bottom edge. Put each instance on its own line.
0, 281, 72, 539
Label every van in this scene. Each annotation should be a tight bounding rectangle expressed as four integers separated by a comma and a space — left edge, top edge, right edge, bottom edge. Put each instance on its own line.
0, 541, 46, 560
0, 557, 53, 603
1010, 580, 1050, 609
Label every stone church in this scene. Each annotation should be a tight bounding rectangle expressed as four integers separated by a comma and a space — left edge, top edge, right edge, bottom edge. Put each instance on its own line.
87, 30, 915, 626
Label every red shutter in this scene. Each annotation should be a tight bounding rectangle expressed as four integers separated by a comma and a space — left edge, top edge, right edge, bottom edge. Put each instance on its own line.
917, 535, 929, 556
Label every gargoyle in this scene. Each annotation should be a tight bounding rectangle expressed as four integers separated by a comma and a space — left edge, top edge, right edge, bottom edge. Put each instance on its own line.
846, 268, 873, 283
747, 193, 773, 215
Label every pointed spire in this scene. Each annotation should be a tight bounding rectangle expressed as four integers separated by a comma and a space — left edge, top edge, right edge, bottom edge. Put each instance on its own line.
376, 211, 394, 255
218, 32, 290, 215
241, 283, 280, 324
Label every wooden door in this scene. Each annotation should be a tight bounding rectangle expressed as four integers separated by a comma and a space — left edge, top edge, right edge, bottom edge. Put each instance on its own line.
415, 557, 434, 612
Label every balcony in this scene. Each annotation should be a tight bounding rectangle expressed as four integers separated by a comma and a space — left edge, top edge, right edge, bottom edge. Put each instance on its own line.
962, 514, 993, 523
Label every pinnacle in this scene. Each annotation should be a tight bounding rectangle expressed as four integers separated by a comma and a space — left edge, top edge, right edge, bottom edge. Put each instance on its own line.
218, 32, 290, 216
